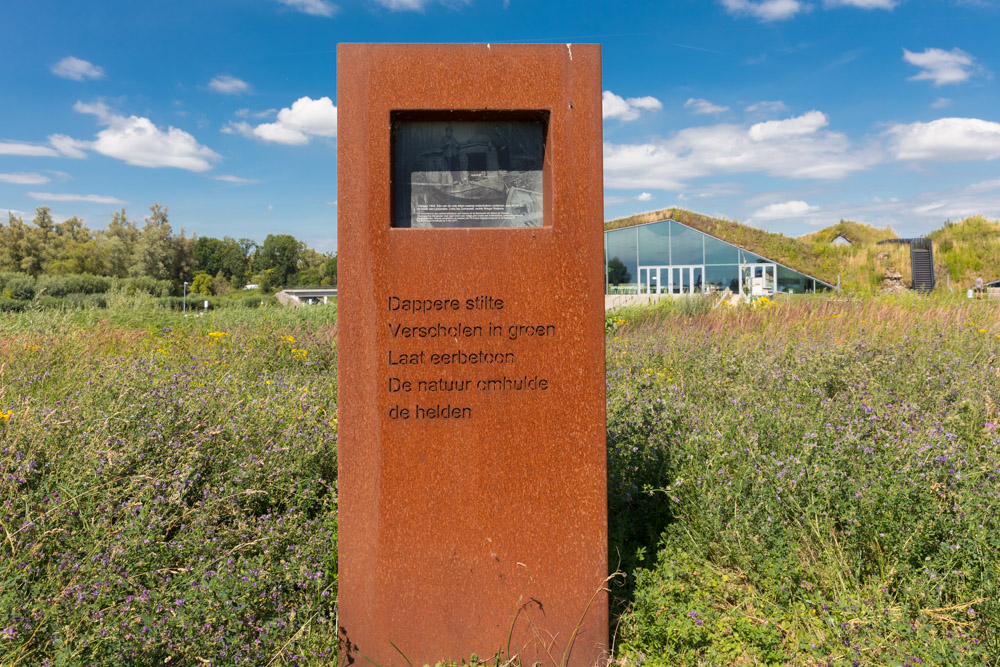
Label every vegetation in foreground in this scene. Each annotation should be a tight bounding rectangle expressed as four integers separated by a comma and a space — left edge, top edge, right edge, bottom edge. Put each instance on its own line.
608, 294, 1000, 666
2, 294, 998, 665
1, 306, 339, 665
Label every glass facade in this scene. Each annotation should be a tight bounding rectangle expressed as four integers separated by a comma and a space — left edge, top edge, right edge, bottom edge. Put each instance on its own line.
605, 218, 832, 296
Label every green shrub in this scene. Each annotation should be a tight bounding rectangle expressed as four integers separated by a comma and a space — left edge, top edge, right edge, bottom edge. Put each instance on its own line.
38, 296, 68, 309
110, 276, 175, 297
36, 273, 111, 297
4, 275, 36, 300
0, 297, 27, 312
0, 272, 33, 293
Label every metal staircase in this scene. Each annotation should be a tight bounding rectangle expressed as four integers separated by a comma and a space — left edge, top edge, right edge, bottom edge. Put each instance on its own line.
909, 238, 935, 293
877, 238, 936, 293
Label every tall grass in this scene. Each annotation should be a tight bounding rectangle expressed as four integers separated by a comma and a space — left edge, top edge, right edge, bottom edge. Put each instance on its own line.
608, 295, 1000, 665
1, 307, 338, 665
3, 295, 998, 665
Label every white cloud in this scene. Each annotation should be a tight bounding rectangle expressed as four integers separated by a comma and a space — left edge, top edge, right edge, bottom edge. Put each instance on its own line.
814, 178, 1000, 234
887, 117, 1000, 161
208, 75, 251, 95
603, 92, 635, 120
0, 142, 60, 157
50, 56, 105, 81
373, 0, 433, 9
628, 96, 664, 111
745, 100, 788, 114
749, 110, 828, 141
824, 0, 896, 8
73, 100, 114, 122
213, 174, 259, 183
225, 96, 337, 145
28, 192, 126, 205
636, 192, 653, 202
278, 0, 339, 16
603, 91, 663, 121
685, 98, 730, 115
235, 108, 277, 119
903, 48, 980, 86
604, 110, 878, 190
0, 172, 50, 185
72, 100, 220, 171
48, 134, 89, 159
277, 96, 337, 136
721, 0, 803, 21
749, 200, 819, 221
931, 97, 952, 109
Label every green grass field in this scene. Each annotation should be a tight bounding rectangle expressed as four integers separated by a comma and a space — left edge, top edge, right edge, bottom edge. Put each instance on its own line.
2, 295, 998, 665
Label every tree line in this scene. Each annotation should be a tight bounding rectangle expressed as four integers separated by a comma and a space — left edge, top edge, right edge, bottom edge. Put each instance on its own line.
1, 204, 336, 296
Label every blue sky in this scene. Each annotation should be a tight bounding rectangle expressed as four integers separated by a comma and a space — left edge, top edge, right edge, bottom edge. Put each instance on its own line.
2, 0, 999, 251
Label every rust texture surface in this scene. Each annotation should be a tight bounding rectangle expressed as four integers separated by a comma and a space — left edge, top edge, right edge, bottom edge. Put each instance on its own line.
337, 43, 606, 666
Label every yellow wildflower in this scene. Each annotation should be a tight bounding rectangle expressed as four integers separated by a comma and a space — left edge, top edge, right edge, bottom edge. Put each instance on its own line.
281, 335, 295, 343
979, 329, 987, 333
0, 410, 12, 424
208, 331, 229, 340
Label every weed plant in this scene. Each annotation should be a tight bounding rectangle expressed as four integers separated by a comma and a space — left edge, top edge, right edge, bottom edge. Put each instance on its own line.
1, 306, 338, 665
3, 294, 999, 666
608, 294, 1000, 665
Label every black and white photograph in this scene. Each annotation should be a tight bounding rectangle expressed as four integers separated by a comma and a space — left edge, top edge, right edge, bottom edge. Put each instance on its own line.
392, 120, 545, 228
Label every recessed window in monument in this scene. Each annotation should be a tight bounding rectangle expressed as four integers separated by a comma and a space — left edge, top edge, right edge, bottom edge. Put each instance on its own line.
391, 112, 548, 228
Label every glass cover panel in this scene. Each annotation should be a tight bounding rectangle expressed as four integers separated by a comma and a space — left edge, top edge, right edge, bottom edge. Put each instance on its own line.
704, 235, 739, 264
637, 222, 671, 267
393, 119, 545, 228
693, 266, 704, 293
606, 228, 638, 293
670, 221, 704, 265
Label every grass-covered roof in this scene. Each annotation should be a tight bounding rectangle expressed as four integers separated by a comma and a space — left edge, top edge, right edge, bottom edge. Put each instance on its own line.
605, 207, 843, 284
605, 208, 1000, 293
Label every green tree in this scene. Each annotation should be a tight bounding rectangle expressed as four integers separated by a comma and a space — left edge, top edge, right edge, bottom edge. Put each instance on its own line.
46, 216, 104, 275
0, 212, 29, 272
130, 204, 175, 281
256, 234, 303, 288
191, 271, 214, 296
323, 254, 337, 286
100, 209, 139, 278
193, 236, 225, 276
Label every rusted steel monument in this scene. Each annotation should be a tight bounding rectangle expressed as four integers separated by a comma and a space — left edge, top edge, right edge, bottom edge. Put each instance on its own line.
337, 43, 606, 665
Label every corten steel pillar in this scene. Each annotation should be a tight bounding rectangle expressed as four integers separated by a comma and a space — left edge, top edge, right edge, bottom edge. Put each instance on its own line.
337, 43, 606, 666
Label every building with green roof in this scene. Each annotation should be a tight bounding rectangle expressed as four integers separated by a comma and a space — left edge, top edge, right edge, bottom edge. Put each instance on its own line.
605, 217, 835, 296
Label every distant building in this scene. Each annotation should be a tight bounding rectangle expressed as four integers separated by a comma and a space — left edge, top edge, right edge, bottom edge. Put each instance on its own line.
244, 284, 260, 290
830, 234, 852, 246
605, 217, 833, 296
